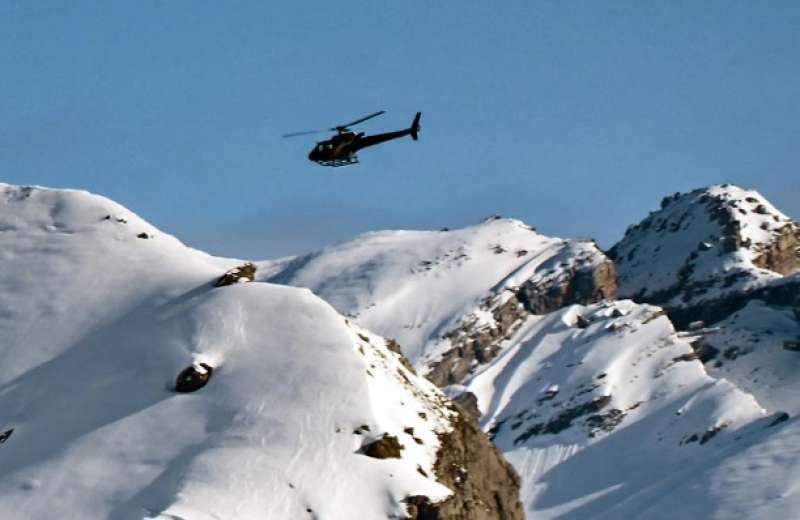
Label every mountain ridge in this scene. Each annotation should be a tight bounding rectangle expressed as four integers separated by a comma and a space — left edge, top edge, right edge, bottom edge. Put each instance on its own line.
1, 181, 798, 519
0, 183, 523, 519
257, 182, 799, 518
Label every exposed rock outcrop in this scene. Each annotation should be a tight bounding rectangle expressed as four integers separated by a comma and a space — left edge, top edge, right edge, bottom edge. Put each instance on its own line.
752, 222, 800, 275
451, 391, 481, 423
215, 262, 257, 287
407, 403, 524, 520
359, 434, 404, 459
426, 247, 615, 386
514, 255, 615, 315
350, 326, 525, 518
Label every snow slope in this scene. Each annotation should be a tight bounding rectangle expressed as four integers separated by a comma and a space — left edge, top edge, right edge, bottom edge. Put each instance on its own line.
697, 298, 800, 413
463, 300, 799, 518
261, 218, 609, 370
0, 185, 457, 519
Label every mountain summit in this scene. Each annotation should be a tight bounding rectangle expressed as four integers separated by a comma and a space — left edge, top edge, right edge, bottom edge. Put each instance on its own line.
609, 184, 799, 310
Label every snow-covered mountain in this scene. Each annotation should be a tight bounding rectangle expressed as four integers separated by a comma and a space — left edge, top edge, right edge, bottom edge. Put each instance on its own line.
3, 181, 798, 519
259, 183, 800, 518
261, 218, 614, 386
0, 185, 522, 519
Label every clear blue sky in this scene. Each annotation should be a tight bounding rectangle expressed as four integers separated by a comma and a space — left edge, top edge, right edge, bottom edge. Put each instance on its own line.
2, 1, 798, 258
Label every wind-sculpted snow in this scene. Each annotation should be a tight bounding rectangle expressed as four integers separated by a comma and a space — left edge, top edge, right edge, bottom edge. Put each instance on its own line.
460, 300, 800, 518
0, 185, 468, 519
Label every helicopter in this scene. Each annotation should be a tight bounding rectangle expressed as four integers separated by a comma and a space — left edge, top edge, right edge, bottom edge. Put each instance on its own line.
282, 111, 421, 167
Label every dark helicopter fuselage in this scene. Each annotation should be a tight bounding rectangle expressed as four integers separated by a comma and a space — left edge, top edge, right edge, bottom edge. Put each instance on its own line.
308, 112, 420, 167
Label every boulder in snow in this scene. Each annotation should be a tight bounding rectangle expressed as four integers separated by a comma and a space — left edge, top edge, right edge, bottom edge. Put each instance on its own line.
174, 363, 214, 393
215, 262, 257, 286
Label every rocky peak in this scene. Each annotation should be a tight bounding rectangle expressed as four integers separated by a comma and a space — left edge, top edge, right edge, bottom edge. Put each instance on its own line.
609, 184, 799, 310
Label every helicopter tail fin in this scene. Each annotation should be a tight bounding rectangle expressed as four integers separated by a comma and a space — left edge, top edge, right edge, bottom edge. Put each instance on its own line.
410, 112, 421, 140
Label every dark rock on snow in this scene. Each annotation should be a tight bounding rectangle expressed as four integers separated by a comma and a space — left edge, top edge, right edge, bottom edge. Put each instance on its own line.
175, 363, 214, 393
359, 434, 404, 459
215, 262, 257, 287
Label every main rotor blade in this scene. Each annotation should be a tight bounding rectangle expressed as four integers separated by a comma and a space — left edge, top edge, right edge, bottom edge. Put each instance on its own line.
332, 110, 385, 130
281, 129, 327, 138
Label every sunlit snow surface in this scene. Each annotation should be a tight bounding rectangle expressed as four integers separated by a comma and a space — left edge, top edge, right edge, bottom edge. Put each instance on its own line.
464, 301, 800, 518
261, 218, 605, 367
0, 185, 452, 519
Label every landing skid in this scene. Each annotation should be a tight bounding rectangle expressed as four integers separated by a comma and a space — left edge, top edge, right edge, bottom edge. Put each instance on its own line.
316, 156, 359, 167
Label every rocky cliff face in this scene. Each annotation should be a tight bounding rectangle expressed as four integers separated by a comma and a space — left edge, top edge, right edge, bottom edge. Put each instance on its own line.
752, 221, 800, 274
407, 402, 524, 520
350, 325, 525, 520
426, 241, 615, 386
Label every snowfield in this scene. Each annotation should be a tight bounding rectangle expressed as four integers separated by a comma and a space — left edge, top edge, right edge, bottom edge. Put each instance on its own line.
0, 185, 455, 519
